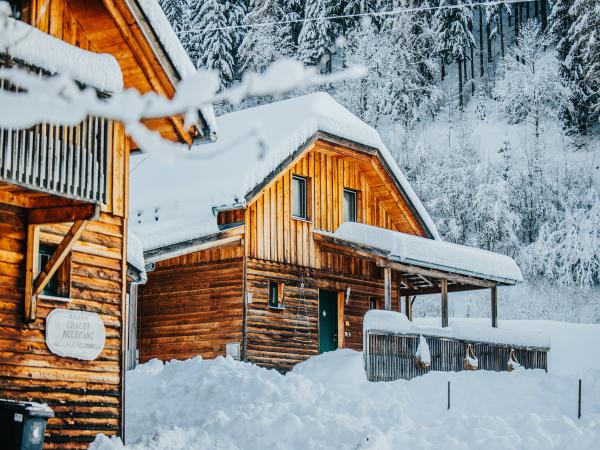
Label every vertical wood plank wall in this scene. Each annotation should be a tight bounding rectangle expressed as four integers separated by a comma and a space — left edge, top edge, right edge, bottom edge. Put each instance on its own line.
246, 140, 425, 269
0, 205, 126, 448
137, 245, 244, 362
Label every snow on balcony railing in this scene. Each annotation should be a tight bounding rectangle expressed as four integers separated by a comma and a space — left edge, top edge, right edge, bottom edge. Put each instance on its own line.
0, 57, 110, 204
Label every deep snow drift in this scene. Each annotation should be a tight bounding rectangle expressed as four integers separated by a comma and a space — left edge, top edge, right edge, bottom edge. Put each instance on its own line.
91, 320, 600, 450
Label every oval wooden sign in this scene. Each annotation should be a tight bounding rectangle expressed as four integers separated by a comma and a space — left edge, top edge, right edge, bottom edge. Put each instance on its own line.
46, 309, 106, 360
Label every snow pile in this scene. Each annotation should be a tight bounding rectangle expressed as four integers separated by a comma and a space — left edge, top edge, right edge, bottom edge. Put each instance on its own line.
89, 330, 600, 450
129, 92, 438, 251
415, 335, 431, 367
0, 17, 123, 93
364, 310, 550, 348
320, 222, 523, 284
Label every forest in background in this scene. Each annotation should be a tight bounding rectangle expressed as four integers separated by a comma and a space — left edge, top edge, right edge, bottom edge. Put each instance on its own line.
159, 0, 600, 322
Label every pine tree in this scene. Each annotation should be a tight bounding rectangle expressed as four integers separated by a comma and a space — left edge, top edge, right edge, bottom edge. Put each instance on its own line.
159, 0, 187, 33
188, 0, 235, 86
342, 0, 379, 32
433, 0, 475, 110
495, 20, 569, 137
567, 0, 600, 128
238, 0, 294, 73
297, 0, 336, 72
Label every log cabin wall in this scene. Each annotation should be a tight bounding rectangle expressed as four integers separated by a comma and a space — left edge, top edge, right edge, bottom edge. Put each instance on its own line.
137, 244, 244, 363
0, 204, 127, 448
245, 139, 426, 270
245, 258, 400, 371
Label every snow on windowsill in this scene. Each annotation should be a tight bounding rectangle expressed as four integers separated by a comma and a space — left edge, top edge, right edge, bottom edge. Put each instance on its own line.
364, 310, 550, 349
0, 17, 123, 93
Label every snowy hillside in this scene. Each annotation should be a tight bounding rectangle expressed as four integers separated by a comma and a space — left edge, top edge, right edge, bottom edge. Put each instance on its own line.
155, 0, 600, 322
90, 319, 600, 450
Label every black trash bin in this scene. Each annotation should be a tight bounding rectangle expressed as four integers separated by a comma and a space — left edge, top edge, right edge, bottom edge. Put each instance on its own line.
0, 399, 54, 450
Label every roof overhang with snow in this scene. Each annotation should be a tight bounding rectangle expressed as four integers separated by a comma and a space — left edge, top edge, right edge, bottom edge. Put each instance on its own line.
315, 223, 523, 293
130, 93, 440, 255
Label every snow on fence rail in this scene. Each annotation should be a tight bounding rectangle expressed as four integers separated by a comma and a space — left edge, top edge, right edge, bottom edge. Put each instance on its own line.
0, 56, 109, 204
364, 330, 549, 382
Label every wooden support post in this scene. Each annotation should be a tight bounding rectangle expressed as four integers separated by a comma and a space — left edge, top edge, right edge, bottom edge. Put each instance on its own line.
491, 285, 498, 328
441, 279, 448, 328
32, 220, 88, 299
405, 295, 413, 321
384, 267, 392, 311
24, 224, 40, 323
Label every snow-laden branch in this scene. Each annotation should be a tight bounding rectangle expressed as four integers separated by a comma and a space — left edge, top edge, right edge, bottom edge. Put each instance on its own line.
0, 58, 366, 153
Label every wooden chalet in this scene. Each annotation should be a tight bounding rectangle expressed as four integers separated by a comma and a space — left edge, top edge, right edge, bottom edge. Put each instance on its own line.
131, 93, 523, 372
0, 0, 214, 447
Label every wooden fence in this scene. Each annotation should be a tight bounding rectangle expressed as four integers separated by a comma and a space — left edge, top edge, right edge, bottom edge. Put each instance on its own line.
364, 329, 549, 382
0, 56, 110, 204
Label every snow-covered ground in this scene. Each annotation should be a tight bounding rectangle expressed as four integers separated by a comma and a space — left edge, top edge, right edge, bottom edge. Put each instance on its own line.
91, 319, 600, 450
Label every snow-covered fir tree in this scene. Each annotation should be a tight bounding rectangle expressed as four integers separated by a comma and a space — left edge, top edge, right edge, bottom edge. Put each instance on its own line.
495, 20, 569, 137
297, 0, 336, 72
187, 0, 236, 86
433, 0, 475, 109
238, 0, 294, 73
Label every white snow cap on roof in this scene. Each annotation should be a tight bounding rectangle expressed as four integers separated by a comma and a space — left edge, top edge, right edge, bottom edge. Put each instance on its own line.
127, 231, 147, 283
321, 222, 523, 284
0, 17, 123, 93
137, 0, 216, 134
130, 92, 439, 251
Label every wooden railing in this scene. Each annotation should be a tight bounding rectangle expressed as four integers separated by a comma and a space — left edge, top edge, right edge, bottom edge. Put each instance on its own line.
364, 330, 549, 382
0, 56, 110, 204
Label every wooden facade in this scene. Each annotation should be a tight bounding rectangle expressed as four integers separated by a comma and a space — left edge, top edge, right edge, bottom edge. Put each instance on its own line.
138, 137, 422, 372
1, 0, 205, 446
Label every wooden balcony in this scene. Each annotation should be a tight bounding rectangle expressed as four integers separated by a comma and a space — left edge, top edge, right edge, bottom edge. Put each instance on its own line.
0, 57, 110, 205
364, 329, 549, 382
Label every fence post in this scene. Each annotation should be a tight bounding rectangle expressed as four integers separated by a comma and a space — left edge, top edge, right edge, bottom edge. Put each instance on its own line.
447, 381, 451, 410
578, 379, 582, 419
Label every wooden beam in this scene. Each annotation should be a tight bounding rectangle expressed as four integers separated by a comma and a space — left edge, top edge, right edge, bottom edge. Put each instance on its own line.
379, 259, 497, 289
404, 295, 413, 321
400, 284, 489, 297
491, 286, 498, 328
337, 291, 345, 349
441, 279, 448, 328
24, 224, 40, 323
384, 267, 392, 310
32, 220, 88, 299
28, 203, 99, 225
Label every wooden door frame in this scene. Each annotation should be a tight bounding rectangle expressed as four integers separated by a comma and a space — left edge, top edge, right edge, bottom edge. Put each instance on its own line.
318, 289, 345, 351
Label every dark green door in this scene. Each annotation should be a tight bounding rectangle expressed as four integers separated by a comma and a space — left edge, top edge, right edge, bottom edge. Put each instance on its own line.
319, 290, 338, 353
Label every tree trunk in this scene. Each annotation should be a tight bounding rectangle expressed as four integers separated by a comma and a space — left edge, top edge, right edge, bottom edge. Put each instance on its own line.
441, 57, 446, 81
541, 0, 548, 31
515, 5, 520, 42
486, 20, 493, 63
470, 45, 475, 95
458, 60, 463, 111
526, 1, 530, 19
534, 0, 539, 18
479, 6, 484, 77
499, 9, 505, 58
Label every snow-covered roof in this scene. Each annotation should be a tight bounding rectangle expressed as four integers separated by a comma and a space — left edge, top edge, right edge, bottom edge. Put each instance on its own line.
130, 92, 439, 251
0, 17, 123, 93
364, 310, 549, 349
127, 231, 147, 283
317, 222, 523, 284
136, 0, 216, 136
